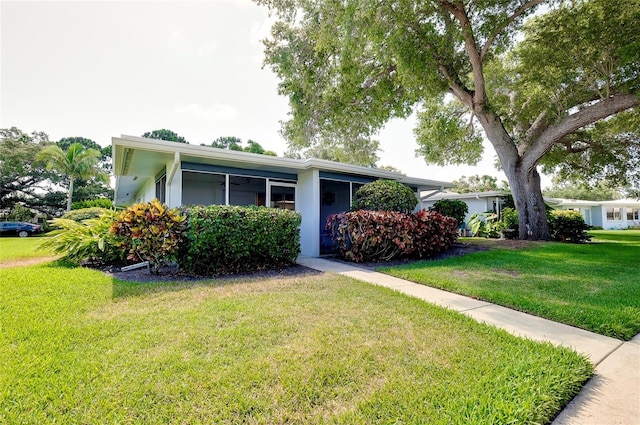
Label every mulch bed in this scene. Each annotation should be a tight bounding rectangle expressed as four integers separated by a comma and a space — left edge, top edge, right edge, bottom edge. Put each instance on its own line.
101, 241, 491, 283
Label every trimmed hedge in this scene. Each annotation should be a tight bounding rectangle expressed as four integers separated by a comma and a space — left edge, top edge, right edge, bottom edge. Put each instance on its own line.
352, 180, 418, 213
71, 198, 113, 210
62, 207, 110, 222
177, 205, 301, 275
326, 209, 458, 262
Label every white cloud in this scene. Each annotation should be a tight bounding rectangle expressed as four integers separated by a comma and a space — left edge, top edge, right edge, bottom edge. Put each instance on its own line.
167, 30, 187, 48
197, 40, 219, 57
175, 102, 238, 121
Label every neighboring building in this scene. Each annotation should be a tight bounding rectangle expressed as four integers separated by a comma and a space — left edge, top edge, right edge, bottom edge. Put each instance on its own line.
421, 191, 511, 229
421, 190, 640, 230
549, 198, 640, 229
112, 135, 452, 257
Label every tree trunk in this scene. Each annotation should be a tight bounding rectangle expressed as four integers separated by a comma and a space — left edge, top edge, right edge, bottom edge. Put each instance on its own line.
474, 110, 549, 240
66, 178, 74, 212
503, 163, 549, 240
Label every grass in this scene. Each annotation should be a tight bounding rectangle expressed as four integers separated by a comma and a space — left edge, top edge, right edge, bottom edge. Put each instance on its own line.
0, 260, 592, 424
0, 237, 52, 263
381, 230, 640, 340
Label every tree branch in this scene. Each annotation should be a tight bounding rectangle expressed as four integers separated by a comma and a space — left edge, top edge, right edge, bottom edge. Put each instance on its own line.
441, 1, 486, 107
522, 93, 639, 171
480, 0, 546, 60
361, 65, 397, 90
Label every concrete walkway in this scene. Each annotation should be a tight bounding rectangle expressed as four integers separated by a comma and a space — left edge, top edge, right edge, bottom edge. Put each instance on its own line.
297, 257, 640, 425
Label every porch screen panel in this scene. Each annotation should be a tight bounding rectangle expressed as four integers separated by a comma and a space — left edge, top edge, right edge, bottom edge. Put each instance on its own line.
182, 171, 225, 206
229, 176, 266, 206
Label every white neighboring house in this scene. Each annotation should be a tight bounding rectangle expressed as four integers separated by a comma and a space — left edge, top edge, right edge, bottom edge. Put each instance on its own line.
421, 191, 511, 229
421, 190, 640, 230
112, 135, 452, 257
549, 198, 640, 229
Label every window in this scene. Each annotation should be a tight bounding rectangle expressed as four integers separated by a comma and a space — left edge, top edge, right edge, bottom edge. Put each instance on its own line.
155, 174, 166, 203
627, 208, 640, 221
606, 207, 622, 221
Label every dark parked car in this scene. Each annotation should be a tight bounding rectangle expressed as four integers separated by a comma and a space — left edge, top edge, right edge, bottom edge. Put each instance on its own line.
0, 221, 44, 237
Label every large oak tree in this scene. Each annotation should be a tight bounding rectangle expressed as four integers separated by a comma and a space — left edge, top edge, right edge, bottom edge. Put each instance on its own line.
258, 0, 640, 239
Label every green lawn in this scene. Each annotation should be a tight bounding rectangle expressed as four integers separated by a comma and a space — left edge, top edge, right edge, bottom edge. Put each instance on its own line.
0, 262, 591, 424
381, 230, 640, 340
0, 236, 51, 263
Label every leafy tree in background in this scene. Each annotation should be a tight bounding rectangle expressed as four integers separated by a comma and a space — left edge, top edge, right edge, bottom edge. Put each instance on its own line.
451, 175, 508, 194
142, 129, 188, 144
0, 127, 54, 210
38, 143, 109, 212
260, 0, 640, 240
57, 137, 113, 202
210, 136, 243, 150
289, 136, 379, 167
543, 180, 623, 201
210, 136, 278, 156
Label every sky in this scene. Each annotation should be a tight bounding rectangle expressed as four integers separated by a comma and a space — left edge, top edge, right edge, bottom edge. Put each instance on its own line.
1, 0, 520, 186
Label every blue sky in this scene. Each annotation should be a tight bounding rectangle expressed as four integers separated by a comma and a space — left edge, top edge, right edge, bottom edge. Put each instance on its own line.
1, 0, 515, 185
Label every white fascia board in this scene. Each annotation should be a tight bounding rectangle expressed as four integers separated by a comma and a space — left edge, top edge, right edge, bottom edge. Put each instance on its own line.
116, 135, 304, 169
114, 135, 451, 187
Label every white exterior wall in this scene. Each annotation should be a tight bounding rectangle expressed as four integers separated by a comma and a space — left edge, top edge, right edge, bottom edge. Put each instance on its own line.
600, 205, 640, 229
133, 178, 155, 204
297, 169, 320, 257
167, 164, 182, 208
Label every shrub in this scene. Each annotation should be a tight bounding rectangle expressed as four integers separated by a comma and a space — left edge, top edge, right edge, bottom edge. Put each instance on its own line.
110, 200, 187, 274
352, 180, 418, 213
429, 199, 468, 227
495, 207, 519, 239
62, 207, 110, 222
468, 212, 500, 238
7, 204, 34, 222
71, 198, 113, 210
549, 210, 591, 243
177, 205, 301, 275
40, 209, 123, 265
326, 209, 457, 262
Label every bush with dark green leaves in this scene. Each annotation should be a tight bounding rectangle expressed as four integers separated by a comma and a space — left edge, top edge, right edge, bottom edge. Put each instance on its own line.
548, 210, 591, 243
71, 198, 113, 210
429, 199, 468, 227
177, 205, 301, 275
326, 209, 458, 262
40, 209, 123, 265
352, 180, 418, 213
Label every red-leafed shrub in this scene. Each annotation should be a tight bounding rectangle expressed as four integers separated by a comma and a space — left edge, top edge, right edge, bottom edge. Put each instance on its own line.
326, 209, 458, 262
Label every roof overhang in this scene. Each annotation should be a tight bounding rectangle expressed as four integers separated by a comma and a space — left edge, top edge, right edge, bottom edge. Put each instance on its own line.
113, 135, 452, 205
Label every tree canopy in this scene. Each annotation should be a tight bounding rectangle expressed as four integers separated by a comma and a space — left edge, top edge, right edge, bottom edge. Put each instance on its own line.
37, 143, 109, 212
142, 129, 189, 144
259, 0, 640, 239
0, 127, 54, 210
209, 136, 277, 156
543, 180, 623, 201
451, 175, 508, 194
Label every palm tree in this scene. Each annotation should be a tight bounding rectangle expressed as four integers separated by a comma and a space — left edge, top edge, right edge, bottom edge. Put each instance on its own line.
38, 143, 109, 212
